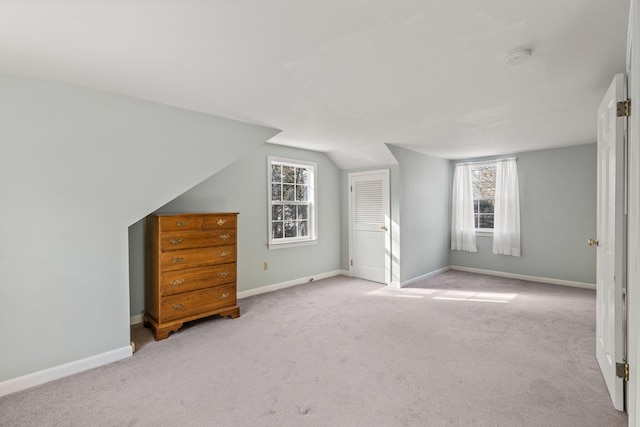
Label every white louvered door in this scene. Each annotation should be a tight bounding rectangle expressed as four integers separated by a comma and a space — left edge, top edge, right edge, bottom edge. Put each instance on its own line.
349, 170, 390, 284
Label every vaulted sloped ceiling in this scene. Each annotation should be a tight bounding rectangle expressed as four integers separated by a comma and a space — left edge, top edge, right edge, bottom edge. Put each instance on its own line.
0, 0, 630, 168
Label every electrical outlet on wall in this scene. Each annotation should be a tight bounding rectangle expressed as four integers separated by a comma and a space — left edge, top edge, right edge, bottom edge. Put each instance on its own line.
264, 261, 269, 270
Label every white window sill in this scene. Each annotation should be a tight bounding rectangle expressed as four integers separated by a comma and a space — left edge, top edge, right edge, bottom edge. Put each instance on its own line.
268, 238, 318, 250
475, 229, 494, 237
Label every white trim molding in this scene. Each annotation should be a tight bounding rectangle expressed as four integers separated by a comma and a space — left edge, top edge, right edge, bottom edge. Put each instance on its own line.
237, 270, 342, 299
0, 345, 132, 397
450, 266, 596, 290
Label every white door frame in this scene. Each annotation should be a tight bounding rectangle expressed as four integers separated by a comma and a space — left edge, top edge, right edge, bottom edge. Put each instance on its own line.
348, 169, 391, 285
626, 0, 639, 423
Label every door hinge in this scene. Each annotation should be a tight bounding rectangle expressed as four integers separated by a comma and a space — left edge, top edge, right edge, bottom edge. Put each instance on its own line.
617, 99, 631, 117
350, 259, 353, 266
616, 362, 629, 381
350, 185, 353, 192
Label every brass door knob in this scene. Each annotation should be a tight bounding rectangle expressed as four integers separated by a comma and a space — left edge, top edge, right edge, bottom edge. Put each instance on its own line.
588, 239, 599, 246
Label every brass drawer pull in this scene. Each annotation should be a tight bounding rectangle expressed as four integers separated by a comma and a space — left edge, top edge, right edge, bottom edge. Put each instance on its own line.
169, 238, 184, 245
172, 257, 184, 264
219, 292, 230, 299
218, 234, 231, 240
215, 218, 227, 226
170, 279, 184, 286
218, 271, 229, 278
176, 220, 189, 227
172, 304, 184, 311
218, 251, 230, 257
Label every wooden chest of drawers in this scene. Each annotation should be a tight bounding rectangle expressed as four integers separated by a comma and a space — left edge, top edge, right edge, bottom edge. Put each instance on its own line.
144, 212, 240, 340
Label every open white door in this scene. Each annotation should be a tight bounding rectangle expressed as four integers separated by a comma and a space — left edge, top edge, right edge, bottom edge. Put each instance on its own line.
349, 170, 390, 284
626, 1, 640, 423
595, 73, 627, 411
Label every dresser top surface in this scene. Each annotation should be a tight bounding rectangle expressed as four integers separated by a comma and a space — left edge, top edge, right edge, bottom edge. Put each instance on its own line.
151, 212, 239, 217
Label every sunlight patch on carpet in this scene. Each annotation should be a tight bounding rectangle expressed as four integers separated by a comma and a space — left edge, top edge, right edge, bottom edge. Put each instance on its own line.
368, 288, 517, 303
368, 288, 439, 298
434, 290, 517, 303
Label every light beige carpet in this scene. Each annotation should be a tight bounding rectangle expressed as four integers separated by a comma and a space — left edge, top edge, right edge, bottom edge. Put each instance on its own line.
0, 271, 628, 426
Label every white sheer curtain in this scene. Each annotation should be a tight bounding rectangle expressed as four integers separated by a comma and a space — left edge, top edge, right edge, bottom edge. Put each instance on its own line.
493, 158, 521, 256
451, 164, 477, 252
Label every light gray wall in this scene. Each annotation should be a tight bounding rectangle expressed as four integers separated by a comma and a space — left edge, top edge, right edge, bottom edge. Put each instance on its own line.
129, 220, 146, 320
450, 144, 597, 284
129, 143, 342, 316
0, 74, 276, 383
387, 145, 453, 283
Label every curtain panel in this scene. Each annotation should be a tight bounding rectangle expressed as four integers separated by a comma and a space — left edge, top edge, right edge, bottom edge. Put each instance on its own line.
451, 164, 477, 252
493, 158, 521, 256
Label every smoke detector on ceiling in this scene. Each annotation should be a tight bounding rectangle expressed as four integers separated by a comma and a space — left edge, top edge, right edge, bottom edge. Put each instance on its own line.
504, 49, 533, 65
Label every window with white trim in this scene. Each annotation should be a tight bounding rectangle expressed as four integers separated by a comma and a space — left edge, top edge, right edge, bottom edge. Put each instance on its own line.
471, 165, 495, 231
268, 157, 317, 249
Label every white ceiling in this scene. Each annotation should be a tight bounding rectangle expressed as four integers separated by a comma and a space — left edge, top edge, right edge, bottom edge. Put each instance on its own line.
0, 0, 631, 168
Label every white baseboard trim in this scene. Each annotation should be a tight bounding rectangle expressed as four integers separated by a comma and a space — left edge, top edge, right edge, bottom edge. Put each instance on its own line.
237, 270, 343, 299
450, 266, 596, 290
340, 269, 352, 277
0, 345, 132, 397
400, 266, 451, 288
130, 313, 144, 325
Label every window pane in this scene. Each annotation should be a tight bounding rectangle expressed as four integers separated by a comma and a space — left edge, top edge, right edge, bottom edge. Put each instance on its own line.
296, 167, 309, 184
272, 221, 284, 239
272, 164, 281, 183
478, 214, 494, 229
283, 204, 296, 221
472, 166, 496, 198
297, 205, 308, 220
283, 184, 295, 201
296, 185, 308, 201
283, 166, 295, 183
272, 184, 282, 201
478, 199, 494, 213
284, 220, 297, 238
298, 220, 308, 237
272, 205, 283, 221
480, 185, 495, 199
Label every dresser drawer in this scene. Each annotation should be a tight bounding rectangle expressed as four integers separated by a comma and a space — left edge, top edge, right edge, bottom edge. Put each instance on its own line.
203, 214, 237, 230
158, 215, 203, 233
160, 284, 237, 322
161, 264, 236, 296
160, 245, 236, 271
159, 230, 237, 251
